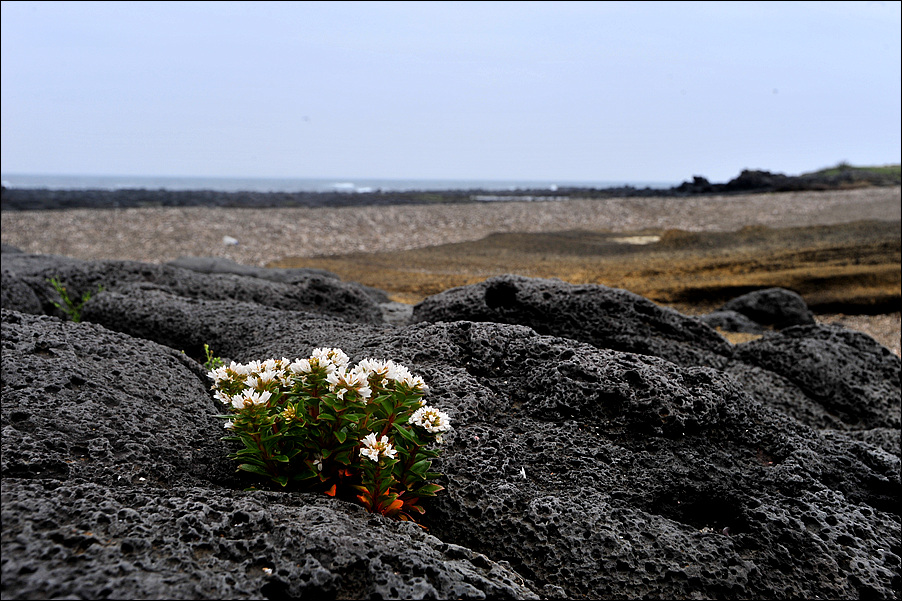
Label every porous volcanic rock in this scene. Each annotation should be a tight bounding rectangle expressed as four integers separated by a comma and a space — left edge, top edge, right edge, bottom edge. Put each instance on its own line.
0, 252, 383, 324
718, 287, 816, 330
166, 255, 341, 283
730, 324, 900, 430
167, 255, 391, 303
78, 286, 379, 365
412, 274, 733, 368
0, 309, 535, 600
697, 309, 766, 334
2, 257, 900, 600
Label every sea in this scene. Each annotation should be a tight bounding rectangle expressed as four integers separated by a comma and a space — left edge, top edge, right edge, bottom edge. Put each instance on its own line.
1, 173, 676, 194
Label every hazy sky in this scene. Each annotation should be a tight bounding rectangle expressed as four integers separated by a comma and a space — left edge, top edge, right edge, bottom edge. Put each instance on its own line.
2, 0, 900, 183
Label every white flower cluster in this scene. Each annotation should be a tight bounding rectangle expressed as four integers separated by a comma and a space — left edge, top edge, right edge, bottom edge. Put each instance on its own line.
351, 358, 429, 394
410, 406, 452, 436
359, 432, 397, 463
207, 348, 430, 408
208, 357, 296, 406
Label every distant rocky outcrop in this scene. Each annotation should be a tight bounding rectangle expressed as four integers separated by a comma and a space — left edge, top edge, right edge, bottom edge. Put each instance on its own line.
675, 167, 901, 195
2, 249, 899, 599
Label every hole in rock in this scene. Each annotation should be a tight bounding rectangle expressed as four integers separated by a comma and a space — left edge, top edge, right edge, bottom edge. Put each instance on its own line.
181, 343, 212, 366
484, 281, 519, 310
646, 488, 749, 535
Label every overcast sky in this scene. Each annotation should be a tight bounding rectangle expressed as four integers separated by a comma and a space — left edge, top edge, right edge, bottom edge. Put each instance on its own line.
1, 0, 900, 183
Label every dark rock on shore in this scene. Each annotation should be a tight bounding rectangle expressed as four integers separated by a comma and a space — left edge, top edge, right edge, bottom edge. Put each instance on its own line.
2, 253, 900, 600
674, 167, 901, 195
718, 287, 816, 330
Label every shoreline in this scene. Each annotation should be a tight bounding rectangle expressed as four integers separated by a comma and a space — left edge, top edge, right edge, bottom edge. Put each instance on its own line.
3, 167, 899, 211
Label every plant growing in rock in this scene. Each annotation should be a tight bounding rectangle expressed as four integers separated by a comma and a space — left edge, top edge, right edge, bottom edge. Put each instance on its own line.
209, 348, 450, 522
46, 277, 102, 322
203, 343, 225, 371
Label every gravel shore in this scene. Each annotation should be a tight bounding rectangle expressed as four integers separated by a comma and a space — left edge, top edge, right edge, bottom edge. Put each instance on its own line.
2, 187, 899, 267
2, 186, 899, 354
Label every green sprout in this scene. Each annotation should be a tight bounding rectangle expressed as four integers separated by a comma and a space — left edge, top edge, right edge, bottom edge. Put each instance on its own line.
203, 344, 225, 371
47, 277, 103, 322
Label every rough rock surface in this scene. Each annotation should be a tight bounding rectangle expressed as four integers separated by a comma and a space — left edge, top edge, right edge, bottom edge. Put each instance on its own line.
1, 252, 384, 325
697, 309, 766, 334
412, 274, 734, 369
718, 287, 816, 330
2, 254, 900, 600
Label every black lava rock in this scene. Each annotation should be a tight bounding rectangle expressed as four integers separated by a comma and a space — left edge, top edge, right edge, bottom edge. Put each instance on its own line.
2, 258, 900, 600
719, 287, 816, 329
412, 274, 733, 368
697, 309, 767, 334
1, 252, 384, 324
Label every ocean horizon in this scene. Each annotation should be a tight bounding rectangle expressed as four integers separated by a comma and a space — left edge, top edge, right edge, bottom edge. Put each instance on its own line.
1, 173, 677, 194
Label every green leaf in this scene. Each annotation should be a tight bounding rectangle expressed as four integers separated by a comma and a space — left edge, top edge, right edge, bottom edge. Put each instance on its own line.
391, 423, 419, 444
409, 459, 432, 477
333, 449, 352, 466
376, 474, 398, 496
343, 412, 365, 425
291, 468, 319, 482
378, 398, 396, 416
238, 463, 273, 478
335, 429, 347, 444
406, 503, 426, 515
414, 483, 445, 497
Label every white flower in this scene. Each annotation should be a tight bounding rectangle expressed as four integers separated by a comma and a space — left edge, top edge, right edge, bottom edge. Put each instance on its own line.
384, 362, 429, 393
243, 360, 263, 374
311, 347, 349, 370
289, 358, 312, 374
228, 361, 252, 375
327, 369, 373, 401
213, 390, 234, 405
230, 389, 272, 410
402, 374, 429, 393
256, 369, 279, 385
354, 358, 391, 378
410, 406, 452, 435
224, 419, 235, 430
313, 454, 323, 472
207, 365, 229, 382
387, 361, 411, 383
359, 432, 397, 463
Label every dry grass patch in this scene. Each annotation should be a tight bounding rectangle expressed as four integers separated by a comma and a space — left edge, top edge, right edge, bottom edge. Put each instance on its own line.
270, 220, 900, 314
